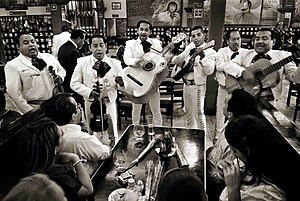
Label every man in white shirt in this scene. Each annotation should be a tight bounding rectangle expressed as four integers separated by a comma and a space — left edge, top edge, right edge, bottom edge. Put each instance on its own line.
123, 19, 163, 126
172, 26, 216, 135
71, 34, 124, 143
42, 93, 111, 176
224, 28, 300, 104
5, 32, 66, 114
214, 30, 246, 141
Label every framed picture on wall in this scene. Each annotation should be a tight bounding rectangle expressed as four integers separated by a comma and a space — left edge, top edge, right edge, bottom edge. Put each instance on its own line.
127, 0, 182, 27
260, 0, 280, 25
224, 0, 262, 25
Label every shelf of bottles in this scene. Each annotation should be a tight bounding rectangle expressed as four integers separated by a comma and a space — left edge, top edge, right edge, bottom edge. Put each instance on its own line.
0, 15, 52, 61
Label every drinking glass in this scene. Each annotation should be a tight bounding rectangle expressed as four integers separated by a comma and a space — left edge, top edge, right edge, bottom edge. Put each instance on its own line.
112, 149, 127, 173
133, 124, 145, 142
147, 115, 155, 140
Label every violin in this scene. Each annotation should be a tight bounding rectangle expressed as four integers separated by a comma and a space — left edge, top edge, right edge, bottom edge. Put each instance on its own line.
48, 66, 64, 96
89, 76, 109, 132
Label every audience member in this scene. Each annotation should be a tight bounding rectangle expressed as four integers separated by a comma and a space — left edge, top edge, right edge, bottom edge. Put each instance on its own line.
172, 26, 216, 137
58, 29, 85, 104
71, 34, 125, 142
214, 30, 246, 141
18, 117, 93, 201
2, 173, 67, 201
5, 32, 66, 114
41, 93, 111, 175
123, 19, 163, 126
219, 115, 286, 200
224, 28, 300, 103
157, 167, 207, 201
52, 25, 71, 59
206, 89, 262, 201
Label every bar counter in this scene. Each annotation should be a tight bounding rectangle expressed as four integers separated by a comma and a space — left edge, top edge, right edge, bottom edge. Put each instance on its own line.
91, 125, 205, 200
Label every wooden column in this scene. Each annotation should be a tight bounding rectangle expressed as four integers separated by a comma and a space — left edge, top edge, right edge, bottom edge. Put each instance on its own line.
204, 0, 226, 115
51, 4, 63, 34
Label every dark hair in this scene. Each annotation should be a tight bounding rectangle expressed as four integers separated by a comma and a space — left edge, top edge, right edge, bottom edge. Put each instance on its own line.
89, 34, 106, 45
227, 89, 262, 118
225, 115, 289, 190
15, 32, 32, 45
2, 173, 66, 201
41, 93, 76, 126
157, 168, 207, 201
61, 25, 70, 32
19, 117, 60, 176
0, 90, 5, 110
257, 28, 275, 39
191, 26, 204, 32
240, 0, 252, 9
71, 29, 84, 40
225, 29, 240, 40
167, 1, 178, 11
136, 19, 153, 31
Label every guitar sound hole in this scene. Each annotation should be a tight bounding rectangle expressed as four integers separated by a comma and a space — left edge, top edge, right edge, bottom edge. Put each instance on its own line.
143, 62, 155, 71
253, 70, 265, 81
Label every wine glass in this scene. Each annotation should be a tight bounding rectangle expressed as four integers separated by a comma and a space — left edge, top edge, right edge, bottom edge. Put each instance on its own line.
112, 149, 127, 173
133, 124, 145, 142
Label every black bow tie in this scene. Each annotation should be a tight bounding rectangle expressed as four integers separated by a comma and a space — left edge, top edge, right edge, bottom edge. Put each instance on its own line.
92, 60, 111, 78
32, 58, 47, 71
189, 48, 196, 56
141, 41, 152, 53
231, 52, 239, 60
251, 53, 272, 63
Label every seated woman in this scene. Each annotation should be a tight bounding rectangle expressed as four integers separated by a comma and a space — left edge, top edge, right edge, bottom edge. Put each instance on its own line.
218, 115, 287, 200
2, 173, 67, 201
18, 117, 93, 201
157, 167, 207, 201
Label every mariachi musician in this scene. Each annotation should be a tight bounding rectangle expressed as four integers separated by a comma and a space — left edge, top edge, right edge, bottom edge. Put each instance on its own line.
171, 26, 216, 133
71, 34, 125, 143
123, 19, 164, 126
5, 32, 66, 114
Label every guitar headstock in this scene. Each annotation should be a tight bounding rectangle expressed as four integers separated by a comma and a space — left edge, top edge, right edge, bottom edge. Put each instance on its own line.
171, 33, 187, 44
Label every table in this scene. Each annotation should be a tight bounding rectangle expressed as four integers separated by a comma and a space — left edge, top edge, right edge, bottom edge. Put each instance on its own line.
92, 125, 205, 200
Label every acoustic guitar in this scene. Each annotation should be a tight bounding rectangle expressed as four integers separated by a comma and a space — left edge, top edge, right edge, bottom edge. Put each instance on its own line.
122, 33, 186, 104
225, 51, 300, 97
171, 40, 215, 81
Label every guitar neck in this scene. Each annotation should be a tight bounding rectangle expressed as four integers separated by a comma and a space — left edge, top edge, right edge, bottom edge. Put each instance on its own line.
262, 54, 295, 76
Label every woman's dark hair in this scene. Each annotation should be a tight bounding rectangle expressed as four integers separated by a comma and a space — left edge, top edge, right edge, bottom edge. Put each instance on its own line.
157, 168, 207, 201
41, 93, 76, 126
227, 89, 262, 118
19, 117, 60, 176
225, 115, 289, 190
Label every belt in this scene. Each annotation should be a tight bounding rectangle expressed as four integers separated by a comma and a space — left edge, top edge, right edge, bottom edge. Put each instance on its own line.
27, 100, 46, 105
182, 78, 195, 85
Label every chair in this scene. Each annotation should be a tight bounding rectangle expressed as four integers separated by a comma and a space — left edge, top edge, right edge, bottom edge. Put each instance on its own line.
159, 80, 175, 126
116, 90, 146, 129
286, 81, 300, 121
